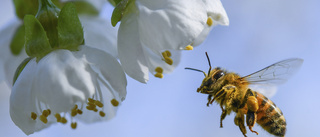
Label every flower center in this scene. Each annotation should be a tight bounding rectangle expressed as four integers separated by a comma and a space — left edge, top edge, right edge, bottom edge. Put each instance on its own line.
29, 75, 121, 130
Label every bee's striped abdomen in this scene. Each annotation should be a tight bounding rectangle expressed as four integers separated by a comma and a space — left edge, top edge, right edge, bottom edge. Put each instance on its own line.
255, 92, 286, 137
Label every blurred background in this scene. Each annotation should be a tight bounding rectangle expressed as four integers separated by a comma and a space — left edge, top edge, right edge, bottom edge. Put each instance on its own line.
1, 0, 319, 137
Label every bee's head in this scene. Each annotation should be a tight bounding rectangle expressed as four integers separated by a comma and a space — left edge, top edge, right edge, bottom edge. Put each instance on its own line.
185, 52, 227, 95
196, 67, 226, 94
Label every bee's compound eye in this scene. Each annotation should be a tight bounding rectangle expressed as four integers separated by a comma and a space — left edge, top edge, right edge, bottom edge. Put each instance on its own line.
213, 71, 224, 80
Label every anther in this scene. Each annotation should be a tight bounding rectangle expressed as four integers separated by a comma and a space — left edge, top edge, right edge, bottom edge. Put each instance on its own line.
154, 73, 163, 78
94, 100, 104, 108
88, 98, 95, 103
31, 112, 37, 120
55, 113, 61, 122
155, 67, 163, 73
71, 122, 77, 129
162, 50, 171, 58
71, 109, 77, 117
87, 102, 96, 107
73, 105, 78, 110
47, 109, 51, 115
111, 99, 119, 107
164, 57, 173, 65
185, 45, 193, 50
39, 115, 48, 124
93, 108, 98, 112
207, 17, 213, 26
99, 111, 106, 117
61, 117, 67, 124
86, 105, 95, 110
42, 110, 50, 117
77, 109, 83, 115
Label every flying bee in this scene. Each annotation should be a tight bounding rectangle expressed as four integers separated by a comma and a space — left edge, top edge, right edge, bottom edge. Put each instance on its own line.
186, 52, 303, 137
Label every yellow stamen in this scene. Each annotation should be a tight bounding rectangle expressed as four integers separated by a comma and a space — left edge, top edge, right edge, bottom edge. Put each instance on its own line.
207, 17, 213, 26
71, 122, 77, 129
93, 108, 98, 112
42, 110, 50, 117
154, 73, 163, 78
71, 109, 77, 117
73, 105, 78, 110
88, 98, 95, 103
99, 111, 106, 117
86, 105, 95, 110
94, 100, 104, 108
87, 102, 96, 107
55, 113, 61, 122
155, 67, 163, 73
47, 109, 51, 115
61, 117, 67, 124
185, 45, 193, 50
39, 115, 48, 124
164, 57, 173, 65
31, 112, 37, 120
111, 99, 119, 107
77, 109, 83, 115
162, 50, 172, 58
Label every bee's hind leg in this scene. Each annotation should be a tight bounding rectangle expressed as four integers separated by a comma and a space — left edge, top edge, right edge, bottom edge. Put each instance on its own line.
246, 110, 259, 135
234, 113, 247, 137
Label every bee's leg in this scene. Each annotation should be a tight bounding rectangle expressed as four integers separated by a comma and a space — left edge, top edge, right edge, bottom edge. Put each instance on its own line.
210, 85, 236, 104
246, 93, 259, 135
246, 110, 259, 135
234, 113, 247, 137
219, 103, 227, 128
217, 85, 237, 128
206, 95, 212, 107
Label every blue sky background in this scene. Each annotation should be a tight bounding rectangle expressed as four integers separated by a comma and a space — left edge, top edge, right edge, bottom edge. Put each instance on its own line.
1, 0, 320, 137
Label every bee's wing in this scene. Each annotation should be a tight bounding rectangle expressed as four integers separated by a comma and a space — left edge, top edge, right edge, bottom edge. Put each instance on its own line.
242, 58, 303, 98
242, 58, 304, 85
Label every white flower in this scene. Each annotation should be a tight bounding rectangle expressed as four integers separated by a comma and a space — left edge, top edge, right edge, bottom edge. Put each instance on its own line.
0, 5, 118, 87
118, 0, 229, 83
10, 45, 127, 135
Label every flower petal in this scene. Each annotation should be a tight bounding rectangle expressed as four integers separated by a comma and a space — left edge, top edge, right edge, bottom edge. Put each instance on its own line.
76, 45, 127, 101
33, 50, 96, 112
136, 0, 207, 51
118, 12, 149, 83
205, 0, 229, 26
80, 15, 118, 57
10, 60, 50, 135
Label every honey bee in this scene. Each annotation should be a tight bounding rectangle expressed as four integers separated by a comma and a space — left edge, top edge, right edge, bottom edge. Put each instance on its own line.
186, 53, 303, 137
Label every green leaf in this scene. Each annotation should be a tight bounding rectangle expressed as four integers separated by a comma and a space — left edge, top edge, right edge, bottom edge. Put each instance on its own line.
111, 0, 130, 27
10, 24, 25, 55
53, 1, 99, 15
24, 15, 52, 60
108, 0, 123, 6
12, 57, 32, 85
13, 0, 39, 19
57, 3, 84, 50
36, 0, 60, 48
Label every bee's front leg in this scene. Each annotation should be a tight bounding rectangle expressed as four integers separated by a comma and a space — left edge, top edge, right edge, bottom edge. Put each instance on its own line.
216, 85, 237, 128
207, 95, 212, 107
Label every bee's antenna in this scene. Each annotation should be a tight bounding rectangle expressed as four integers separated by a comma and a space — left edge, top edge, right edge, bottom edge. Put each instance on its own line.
185, 67, 207, 77
205, 52, 212, 76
